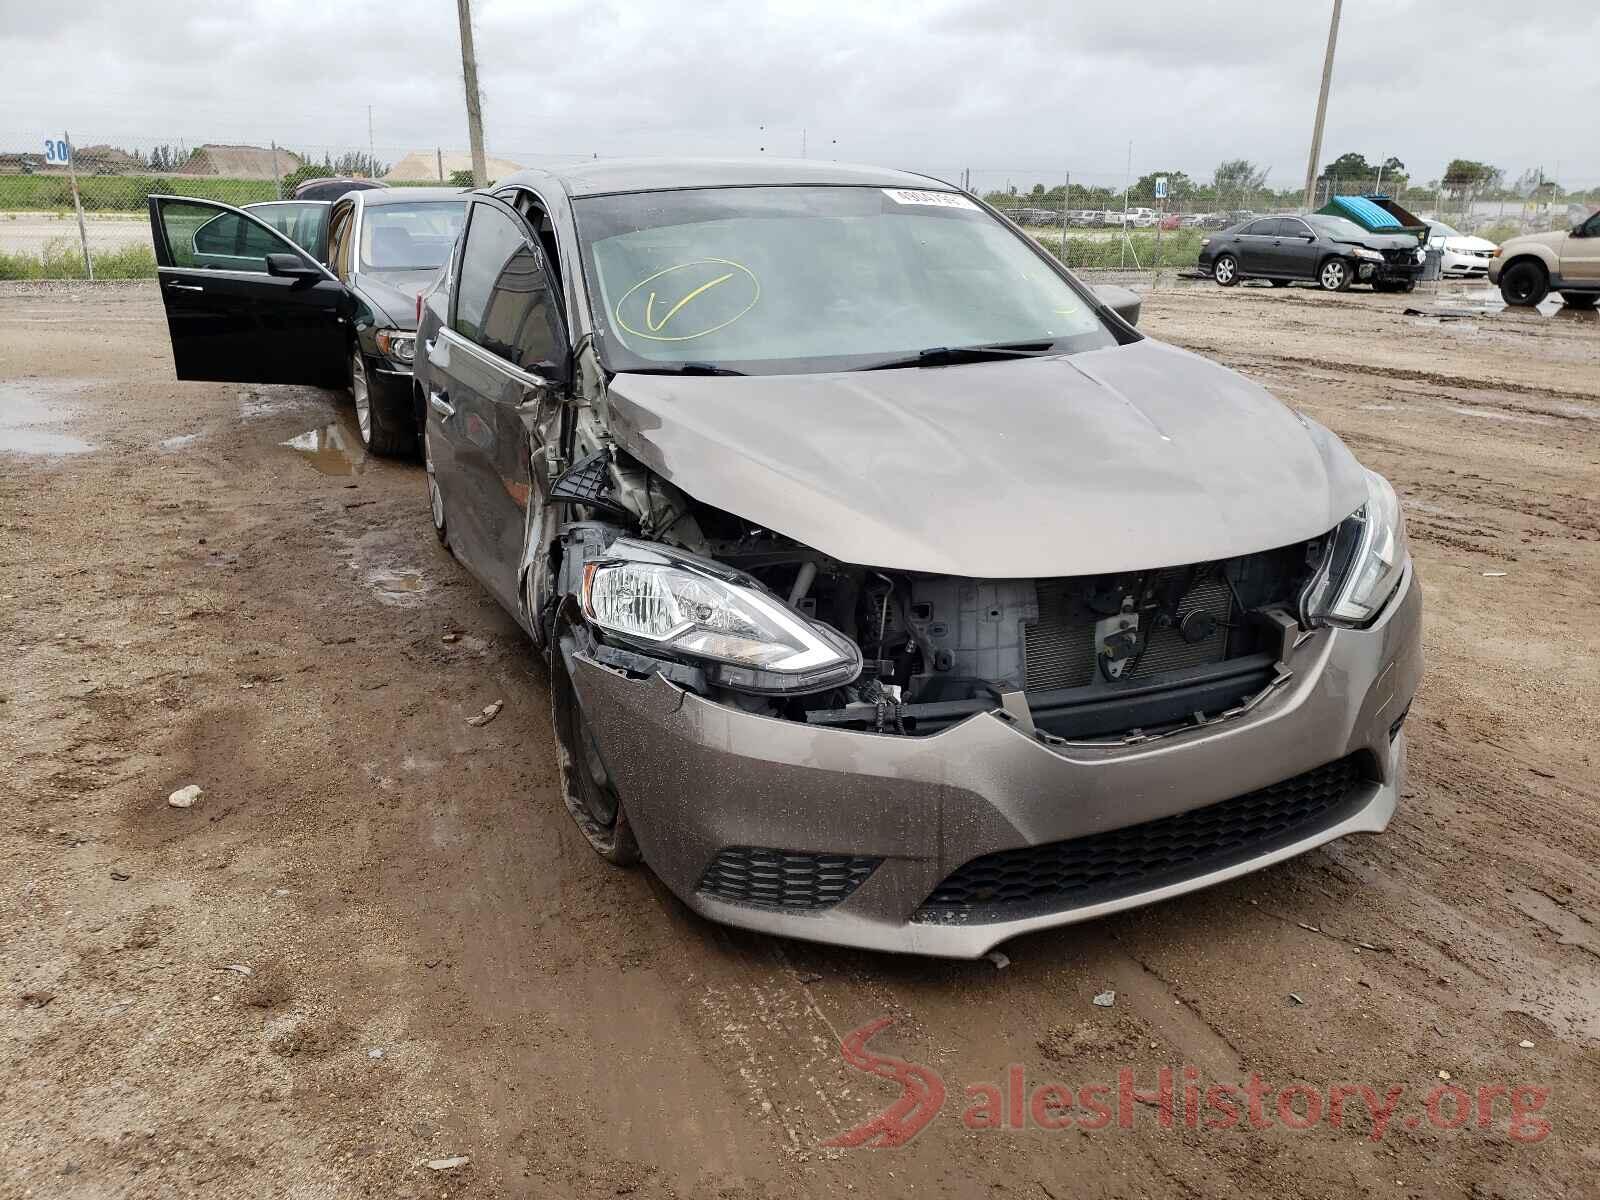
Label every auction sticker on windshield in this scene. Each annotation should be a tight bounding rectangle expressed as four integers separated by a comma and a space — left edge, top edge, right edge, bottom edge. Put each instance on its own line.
882, 188, 979, 210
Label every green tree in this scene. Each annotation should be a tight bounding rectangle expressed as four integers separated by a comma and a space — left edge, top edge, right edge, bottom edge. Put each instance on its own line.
1321, 151, 1373, 183
1443, 159, 1501, 194
1212, 159, 1269, 202
1131, 170, 1194, 203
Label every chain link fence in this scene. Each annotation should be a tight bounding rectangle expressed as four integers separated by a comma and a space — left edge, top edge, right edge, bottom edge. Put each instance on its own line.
2, 135, 1594, 280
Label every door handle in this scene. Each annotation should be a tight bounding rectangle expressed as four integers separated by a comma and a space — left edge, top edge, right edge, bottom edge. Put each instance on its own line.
167, 282, 204, 293
428, 390, 455, 418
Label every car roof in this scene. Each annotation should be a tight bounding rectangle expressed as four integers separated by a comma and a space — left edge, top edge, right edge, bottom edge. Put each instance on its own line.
356, 186, 467, 205
498, 156, 949, 198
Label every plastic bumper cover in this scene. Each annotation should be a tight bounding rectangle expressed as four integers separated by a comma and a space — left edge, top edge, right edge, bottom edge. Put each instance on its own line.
569, 564, 1422, 958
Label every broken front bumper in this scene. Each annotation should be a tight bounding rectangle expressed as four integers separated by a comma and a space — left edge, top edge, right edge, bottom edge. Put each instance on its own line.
569, 565, 1422, 958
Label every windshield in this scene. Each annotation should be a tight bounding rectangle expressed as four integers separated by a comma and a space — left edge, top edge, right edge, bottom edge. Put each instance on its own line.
359, 201, 467, 272
573, 185, 1117, 374
1309, 215, 1378, 241
1428, 220, 1462, 238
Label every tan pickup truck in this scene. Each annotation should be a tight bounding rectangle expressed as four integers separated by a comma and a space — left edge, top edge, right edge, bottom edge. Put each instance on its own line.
1488, 209, 1600, 307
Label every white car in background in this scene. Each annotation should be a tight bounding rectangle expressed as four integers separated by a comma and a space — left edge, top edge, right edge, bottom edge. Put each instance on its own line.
1425, 220, 1497, 278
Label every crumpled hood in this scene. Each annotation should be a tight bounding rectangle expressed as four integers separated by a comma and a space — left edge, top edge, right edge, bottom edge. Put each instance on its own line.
602, 339, 1370, 577
1328, 232, 1419, 252
353, 269, 437, 330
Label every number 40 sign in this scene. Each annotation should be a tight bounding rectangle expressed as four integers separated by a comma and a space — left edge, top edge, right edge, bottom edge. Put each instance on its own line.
44, 137, 72, 166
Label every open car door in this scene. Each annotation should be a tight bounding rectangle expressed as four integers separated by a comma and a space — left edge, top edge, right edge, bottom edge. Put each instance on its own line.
147, 196, 350, 386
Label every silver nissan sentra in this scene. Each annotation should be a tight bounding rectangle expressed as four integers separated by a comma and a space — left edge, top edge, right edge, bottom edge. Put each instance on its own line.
180, 157, 1420, 957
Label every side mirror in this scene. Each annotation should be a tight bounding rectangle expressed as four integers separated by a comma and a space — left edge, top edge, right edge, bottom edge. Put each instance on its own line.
266, 253, 324, 281
1092, 283, 1141, 328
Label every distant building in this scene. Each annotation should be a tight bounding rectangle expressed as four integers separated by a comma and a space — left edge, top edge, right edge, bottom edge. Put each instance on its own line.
175, 144, 304, 179
384, 150, 524, 185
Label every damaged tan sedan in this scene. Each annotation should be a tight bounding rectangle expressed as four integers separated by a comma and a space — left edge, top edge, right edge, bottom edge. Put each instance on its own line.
154, 159, 1422, 957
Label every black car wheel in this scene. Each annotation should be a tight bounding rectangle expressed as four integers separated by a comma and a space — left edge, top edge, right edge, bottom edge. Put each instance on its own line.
552, 619, 641, 866
1560, 292, 1597, 309
1319, 258, 1352, 292
1500, 261, 1549, 307
351, 349, 416, 457
1213, 254, 1239, 287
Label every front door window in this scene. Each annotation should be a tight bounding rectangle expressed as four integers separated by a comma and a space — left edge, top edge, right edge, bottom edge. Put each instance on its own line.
156, 200, 301, 272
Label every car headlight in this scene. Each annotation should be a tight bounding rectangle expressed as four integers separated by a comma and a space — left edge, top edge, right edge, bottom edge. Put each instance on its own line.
1352, 247, 1384, 262
375, 330, 415, 364
581, 542, 861, 693
1414, 248, 1426, 264
1300, 470, 1408, 629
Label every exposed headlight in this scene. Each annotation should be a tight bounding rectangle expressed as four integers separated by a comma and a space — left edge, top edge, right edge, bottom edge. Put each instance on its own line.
1301, 470, 1408, 629
1352, 247, 1384, 262
1414, 248, 1426, 264
375, 330, 415, 364
582, 542, 861, 693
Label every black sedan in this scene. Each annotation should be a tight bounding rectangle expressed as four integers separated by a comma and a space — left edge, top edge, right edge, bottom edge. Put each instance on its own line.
147, 186, 467, 457
1198, 214, 1425, 293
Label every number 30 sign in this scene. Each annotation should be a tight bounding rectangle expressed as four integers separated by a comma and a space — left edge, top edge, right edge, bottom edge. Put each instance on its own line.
44, 137, 71, 167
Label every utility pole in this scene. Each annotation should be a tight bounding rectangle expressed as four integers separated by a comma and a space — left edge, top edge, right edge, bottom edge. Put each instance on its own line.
455, 0, 488, 187
367, 105, 376, 177
1302, 0, 1343, 213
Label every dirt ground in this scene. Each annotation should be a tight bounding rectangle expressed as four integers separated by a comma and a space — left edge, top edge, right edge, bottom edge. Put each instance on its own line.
2, 277, 1597, 1200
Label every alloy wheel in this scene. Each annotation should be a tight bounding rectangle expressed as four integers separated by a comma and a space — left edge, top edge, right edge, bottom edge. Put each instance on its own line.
351, 352, 372, 445
423, 428, 446, 536
1214, 256, 1236, 286
1320, 261, 1348, 291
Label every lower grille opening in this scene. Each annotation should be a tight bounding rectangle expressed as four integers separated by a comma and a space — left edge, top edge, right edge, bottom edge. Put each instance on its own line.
914, 754, 1372, 924
697, 847, 881, 912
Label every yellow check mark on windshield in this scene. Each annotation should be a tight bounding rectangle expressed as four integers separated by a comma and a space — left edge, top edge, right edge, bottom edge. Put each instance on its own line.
646, 272, 734, 333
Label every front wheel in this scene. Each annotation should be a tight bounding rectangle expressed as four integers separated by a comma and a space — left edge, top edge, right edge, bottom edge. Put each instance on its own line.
350, 350, 415, 457
1212, 254, 1239, 287
1499, 261, 1549, 307
552, 619, 641, 866
1319, 258, 1352, 292
1560, 292, 1598, 309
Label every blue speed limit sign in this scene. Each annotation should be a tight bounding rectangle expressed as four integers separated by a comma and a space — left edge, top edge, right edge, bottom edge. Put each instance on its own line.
44, 137, 71, 166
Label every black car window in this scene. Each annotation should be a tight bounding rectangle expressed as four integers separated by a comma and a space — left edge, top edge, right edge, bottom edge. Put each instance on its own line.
454, 203, 558, 370
1584, 211, 1600, 238
1242, 220, 1275, 236
1275, 218, 1311, 238
158, 201, 300, 272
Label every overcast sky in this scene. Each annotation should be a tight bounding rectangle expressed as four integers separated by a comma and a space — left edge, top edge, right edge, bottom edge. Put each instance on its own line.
1, 0, 1595, 191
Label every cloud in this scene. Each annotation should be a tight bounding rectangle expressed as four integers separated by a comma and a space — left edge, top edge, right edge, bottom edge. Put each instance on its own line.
0, 0, 1594, 190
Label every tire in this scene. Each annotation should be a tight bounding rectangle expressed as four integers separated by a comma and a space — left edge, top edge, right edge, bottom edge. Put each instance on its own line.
551, 620, 641, 866
1212, 254, 1239, 287
1560, 292, 1598, 309
350, 349, 415, 457
422, 423, 448, 548
1318, 258, 1352, 292
1499, 260, 1549, 307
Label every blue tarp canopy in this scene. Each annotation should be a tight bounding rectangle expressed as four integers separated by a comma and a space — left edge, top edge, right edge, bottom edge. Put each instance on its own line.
1320, 194, 1403, 230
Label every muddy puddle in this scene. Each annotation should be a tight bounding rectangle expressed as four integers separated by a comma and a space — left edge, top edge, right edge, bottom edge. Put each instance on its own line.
282, 422, 368, 475
0, 379, 95, 456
